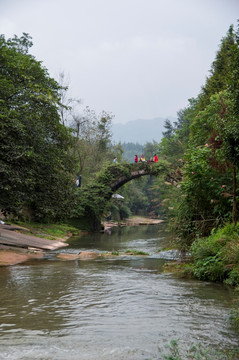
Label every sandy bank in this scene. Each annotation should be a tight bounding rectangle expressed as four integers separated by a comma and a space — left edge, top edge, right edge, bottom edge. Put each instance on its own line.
104, 216, 164, 231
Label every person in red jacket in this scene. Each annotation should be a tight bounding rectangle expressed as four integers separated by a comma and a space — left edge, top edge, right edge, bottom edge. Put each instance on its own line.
134, 155, 138, 163
154, 154, 158, 162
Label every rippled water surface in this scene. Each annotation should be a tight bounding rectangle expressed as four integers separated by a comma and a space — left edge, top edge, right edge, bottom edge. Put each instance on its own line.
0, 225, 238, 359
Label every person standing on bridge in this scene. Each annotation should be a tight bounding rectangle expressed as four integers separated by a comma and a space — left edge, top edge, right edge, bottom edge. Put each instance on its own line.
140, 154, 146, 162
134, 155, 138, 163
154, 154, 158, 162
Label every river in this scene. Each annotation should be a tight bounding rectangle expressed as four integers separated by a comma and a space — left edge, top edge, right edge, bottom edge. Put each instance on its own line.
0, 224, 238, 359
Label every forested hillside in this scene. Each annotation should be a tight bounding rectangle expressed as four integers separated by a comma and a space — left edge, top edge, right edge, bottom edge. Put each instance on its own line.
111, 117, 175, 144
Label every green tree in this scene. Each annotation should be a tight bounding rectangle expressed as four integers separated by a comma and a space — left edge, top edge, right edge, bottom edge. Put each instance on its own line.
196, 25, 235, 112
189, 23, 239, 226
70, 106, 116, 183
0, 33, 76, 220
157, 24, 239, 240
142, 140, 159, 160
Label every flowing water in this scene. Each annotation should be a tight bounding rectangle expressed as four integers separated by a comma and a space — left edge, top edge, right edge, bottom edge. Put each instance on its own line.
0, 224, 238, 359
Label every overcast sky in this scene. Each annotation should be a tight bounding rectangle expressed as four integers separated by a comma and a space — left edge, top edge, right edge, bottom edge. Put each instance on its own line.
0, 0, 238, 124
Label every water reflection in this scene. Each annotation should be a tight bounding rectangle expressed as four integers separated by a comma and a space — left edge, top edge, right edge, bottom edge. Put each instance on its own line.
67, 224, 168, 255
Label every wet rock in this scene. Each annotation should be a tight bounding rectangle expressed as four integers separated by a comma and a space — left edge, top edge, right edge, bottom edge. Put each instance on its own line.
56, 251, 100, 261
56, 253, 79, 261
77, 251, 100, 260
0, 248, 44, 266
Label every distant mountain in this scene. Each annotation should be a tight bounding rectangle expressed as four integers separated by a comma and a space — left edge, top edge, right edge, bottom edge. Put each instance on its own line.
111, 117, 176, 144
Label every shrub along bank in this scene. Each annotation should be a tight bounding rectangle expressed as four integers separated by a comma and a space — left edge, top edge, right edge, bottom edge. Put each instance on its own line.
186, 223, 239, 329
191, 223, 239, 286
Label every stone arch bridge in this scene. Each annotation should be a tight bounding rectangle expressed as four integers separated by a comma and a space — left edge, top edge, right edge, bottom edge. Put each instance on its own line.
77, 160, 170, 231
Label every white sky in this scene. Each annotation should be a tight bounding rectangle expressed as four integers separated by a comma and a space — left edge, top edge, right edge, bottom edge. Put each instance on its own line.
0, 0, 238, 123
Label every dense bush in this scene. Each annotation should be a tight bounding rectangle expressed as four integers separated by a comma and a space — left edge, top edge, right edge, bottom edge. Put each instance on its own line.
191, 224, 239, 285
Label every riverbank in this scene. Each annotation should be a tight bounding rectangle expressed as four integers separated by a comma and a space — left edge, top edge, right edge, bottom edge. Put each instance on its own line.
0, 222, 80, 266
0, 217, 163, 266
162, 222, 239, 290
103, 216, 164, 232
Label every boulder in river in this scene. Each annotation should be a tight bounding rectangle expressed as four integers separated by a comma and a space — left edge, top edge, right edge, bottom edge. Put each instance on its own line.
56, 251, 100, 261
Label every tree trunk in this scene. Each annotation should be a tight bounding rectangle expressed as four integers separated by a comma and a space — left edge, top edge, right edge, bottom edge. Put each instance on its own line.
232, 166, 237, 226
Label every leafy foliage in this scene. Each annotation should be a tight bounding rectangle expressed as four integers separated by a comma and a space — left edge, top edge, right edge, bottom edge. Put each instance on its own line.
195, 25, 235, 112
75, 161, 170, 230
0, 33, 76, 221
70, 105, 122, 183
158, 24, 239, 242
191, 223, 239, 284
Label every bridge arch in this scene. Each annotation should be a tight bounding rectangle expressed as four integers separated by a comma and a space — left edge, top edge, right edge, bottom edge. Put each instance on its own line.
77, 161, 169, 231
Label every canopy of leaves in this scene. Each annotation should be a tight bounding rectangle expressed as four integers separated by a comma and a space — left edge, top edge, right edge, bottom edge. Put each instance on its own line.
0, 33, 76, 221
